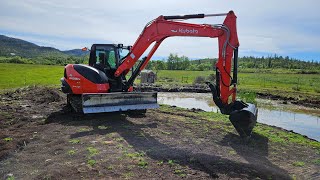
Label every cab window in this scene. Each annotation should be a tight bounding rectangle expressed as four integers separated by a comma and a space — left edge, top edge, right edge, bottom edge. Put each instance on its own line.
95, 46, 116, 69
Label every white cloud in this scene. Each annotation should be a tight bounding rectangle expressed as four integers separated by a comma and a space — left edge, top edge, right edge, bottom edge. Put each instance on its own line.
0, 0, 320, 58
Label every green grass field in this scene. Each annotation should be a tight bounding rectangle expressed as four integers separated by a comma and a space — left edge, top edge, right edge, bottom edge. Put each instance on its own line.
1, 63, 319, 100
156, 70, 320, 98
0, 63, 63, 89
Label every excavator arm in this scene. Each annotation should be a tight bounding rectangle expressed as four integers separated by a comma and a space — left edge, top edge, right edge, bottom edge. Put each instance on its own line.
115, 11, 258, 138
116, 11, 238, 105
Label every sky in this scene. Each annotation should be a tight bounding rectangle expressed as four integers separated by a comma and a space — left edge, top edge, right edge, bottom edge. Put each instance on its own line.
0, 0, 320, 61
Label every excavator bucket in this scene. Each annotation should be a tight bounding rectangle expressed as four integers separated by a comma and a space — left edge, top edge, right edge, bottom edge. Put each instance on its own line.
70, 92, 159, 114
229, 103, 258, 138
207, 83, 258, 139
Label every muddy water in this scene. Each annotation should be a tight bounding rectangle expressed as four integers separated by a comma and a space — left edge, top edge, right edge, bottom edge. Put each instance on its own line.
158, 92, 320, 141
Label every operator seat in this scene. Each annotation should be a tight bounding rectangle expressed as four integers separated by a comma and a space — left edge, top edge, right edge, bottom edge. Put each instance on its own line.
93, 52, 106, 72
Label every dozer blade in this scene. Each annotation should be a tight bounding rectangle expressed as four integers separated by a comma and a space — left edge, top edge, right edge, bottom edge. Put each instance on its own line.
229, 103, 258, 139
81, 92, 159, 114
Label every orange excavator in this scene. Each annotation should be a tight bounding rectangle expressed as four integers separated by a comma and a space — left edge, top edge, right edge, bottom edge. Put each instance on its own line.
61, 11, 258, 138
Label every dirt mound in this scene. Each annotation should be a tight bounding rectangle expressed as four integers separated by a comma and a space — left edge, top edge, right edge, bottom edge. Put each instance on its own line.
26, 86, 63, 104
0, 86, 65, 161
1, 86, 63, 103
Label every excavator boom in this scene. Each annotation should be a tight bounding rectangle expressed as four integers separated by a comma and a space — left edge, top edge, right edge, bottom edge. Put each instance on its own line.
115, 11, 258, 138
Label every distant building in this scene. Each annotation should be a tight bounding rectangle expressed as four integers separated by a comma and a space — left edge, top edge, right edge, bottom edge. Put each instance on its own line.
140, 70, 156, 84
10, 53, 16, 56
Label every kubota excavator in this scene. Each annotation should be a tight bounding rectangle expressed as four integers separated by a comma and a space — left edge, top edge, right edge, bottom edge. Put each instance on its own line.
61, 11, 258, 138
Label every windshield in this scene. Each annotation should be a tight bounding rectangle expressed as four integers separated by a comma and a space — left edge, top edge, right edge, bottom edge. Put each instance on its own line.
95, 46, 116, 68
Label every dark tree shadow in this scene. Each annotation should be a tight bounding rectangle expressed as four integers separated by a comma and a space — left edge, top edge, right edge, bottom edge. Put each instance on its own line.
46, 109, 291, 179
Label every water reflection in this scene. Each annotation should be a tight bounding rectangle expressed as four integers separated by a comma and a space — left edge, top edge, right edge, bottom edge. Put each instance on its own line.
158, 92, 320, 141
158, 93, 219, 112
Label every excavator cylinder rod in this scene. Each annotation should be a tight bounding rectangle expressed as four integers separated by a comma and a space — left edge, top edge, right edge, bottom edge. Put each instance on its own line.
229, 103, 258, 138
163, 14, 205, 20
73, 92, 159, 114
205, 13, 229, 17
163, 12, 230, 20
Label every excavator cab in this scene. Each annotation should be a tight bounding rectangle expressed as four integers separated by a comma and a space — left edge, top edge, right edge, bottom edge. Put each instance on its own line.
88, 44, 128, 92
89, 45, 117, 76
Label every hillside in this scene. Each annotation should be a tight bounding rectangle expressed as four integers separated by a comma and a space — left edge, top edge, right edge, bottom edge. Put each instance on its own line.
0, 35, 68, 58
0, 35, 90, 58
63, 49, 89, 56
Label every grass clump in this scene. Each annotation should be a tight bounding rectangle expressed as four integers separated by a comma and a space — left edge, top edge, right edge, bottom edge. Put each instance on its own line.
125, 151, 145, 159
6, 175, 15, 180
3, 137, 13, 142
193, 76, 206, 85
69, 139, 80, 144
174, 169, 186, 177
77, 127, 91, 132
67, 150, 76, 156
292, 161, 305, 167
229, 150, 237, 155
98, 125, 108, 130
107, 165, 113, 170
168, 159, 175, 167
137, 159, 148, 168
87, 147, 99, 157
87, 159, 96, 166
157, 160, 164, 165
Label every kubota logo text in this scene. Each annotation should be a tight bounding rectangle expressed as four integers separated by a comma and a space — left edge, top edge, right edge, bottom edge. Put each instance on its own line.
171, 28, 198, 34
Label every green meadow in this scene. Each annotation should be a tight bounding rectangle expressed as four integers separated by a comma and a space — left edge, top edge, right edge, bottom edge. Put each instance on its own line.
0, 63, 63, 89
1, 63, 320, 100
156, 70, 320, 98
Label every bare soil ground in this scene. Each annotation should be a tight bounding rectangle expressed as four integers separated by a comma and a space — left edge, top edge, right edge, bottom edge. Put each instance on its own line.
0, 86, 319, 179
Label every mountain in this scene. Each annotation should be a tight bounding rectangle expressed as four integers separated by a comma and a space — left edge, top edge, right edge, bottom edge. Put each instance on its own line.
0, 35, 84, 58
63, 49, 89, 56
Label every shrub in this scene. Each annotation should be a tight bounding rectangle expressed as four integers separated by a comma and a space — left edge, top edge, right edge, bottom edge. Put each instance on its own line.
207, 73, 216, 82
292, 86, 301, 91
193, 76, 206, 84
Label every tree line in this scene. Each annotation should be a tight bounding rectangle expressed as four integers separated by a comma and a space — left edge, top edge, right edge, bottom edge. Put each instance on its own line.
1, 53, 320, 72
145, 53, 320, 71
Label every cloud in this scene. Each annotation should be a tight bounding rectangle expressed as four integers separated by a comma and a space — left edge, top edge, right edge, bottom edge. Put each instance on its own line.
0, 0, 320, 60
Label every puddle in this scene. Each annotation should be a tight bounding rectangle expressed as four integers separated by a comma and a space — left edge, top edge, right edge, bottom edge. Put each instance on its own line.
158, 92, 320, 141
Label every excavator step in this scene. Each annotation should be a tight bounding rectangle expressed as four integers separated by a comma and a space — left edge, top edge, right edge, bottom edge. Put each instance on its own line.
71, 92, 159, 114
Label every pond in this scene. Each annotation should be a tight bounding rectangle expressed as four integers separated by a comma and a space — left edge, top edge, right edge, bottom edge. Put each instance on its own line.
158, 92, 320, 141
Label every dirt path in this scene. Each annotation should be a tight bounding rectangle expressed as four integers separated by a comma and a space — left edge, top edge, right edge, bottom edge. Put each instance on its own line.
0, 87, 319, 179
